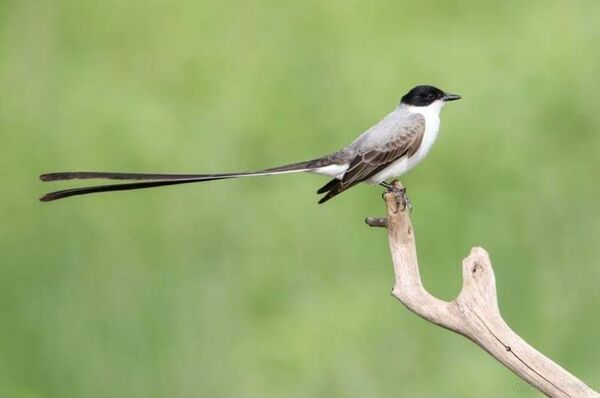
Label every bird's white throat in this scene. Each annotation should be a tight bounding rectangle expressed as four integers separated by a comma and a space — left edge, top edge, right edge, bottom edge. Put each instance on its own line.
403, 99, 444, 150
404, 99, 445, 120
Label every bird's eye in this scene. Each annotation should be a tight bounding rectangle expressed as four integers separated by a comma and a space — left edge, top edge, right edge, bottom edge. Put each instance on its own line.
427, 93, 435, 100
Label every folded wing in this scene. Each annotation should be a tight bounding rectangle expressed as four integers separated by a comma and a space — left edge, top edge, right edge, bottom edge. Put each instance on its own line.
317, 113, 425, 203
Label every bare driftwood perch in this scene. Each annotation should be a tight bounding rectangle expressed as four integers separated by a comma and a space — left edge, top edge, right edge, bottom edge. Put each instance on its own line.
366, 183, 599, 398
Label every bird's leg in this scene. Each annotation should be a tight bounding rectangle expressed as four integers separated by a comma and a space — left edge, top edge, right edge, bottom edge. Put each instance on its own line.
379, 181, 412, 211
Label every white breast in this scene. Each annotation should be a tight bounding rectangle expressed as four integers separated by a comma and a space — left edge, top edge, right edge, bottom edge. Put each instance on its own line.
367, 101, 443, 184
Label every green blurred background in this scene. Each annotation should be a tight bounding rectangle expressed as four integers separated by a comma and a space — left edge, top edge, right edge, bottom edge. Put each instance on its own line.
1, 0, 599, 397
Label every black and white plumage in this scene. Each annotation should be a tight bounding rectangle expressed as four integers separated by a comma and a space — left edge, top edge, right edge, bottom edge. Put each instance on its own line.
39, 85, 461, 203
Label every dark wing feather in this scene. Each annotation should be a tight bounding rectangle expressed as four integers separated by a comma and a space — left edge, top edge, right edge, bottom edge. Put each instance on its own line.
318, 114, 425, 203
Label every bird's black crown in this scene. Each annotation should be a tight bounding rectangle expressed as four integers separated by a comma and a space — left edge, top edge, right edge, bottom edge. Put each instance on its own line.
401, 85, 447, 107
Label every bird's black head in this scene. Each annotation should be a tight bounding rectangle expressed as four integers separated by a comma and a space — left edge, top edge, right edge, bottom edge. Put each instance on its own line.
400, 85, 461, 107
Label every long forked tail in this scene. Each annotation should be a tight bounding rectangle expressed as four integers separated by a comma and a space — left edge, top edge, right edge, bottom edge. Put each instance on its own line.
39, 160, 318, 202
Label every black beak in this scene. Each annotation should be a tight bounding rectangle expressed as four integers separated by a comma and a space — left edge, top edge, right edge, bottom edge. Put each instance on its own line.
443, 93, 461, 102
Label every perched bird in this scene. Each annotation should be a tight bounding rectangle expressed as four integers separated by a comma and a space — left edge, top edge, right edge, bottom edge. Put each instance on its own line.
40, 85, 460, 204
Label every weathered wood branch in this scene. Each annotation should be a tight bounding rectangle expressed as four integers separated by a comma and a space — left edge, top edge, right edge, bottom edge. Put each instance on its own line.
366, 182, 599, 398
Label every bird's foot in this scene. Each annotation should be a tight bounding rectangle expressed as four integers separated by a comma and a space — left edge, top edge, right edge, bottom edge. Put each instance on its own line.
380, 181, 412, 211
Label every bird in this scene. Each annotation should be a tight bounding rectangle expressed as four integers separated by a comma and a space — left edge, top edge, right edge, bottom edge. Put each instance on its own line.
39, 85, 461, 204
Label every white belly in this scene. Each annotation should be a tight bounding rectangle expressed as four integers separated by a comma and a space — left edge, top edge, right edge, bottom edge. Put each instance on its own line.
367, 110, 440, 184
